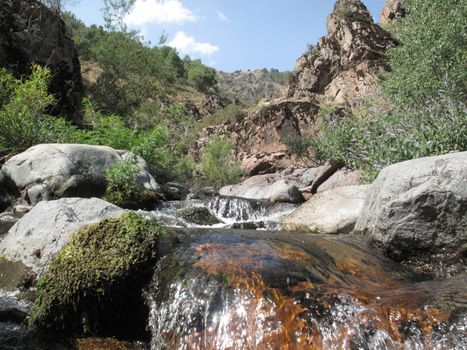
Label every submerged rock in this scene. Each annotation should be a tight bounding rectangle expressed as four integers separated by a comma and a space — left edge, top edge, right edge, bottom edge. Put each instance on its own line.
283, 185, 370, 234
0, 198, 124, 274
0, 144, 160, 210
355, 152, 467, 277
176, 207, 222, 226
31, 212, 172, 339
149, 229, 467, 349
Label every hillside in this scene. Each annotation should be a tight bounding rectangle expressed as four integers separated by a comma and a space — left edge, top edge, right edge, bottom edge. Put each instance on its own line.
216, 69, 290, 104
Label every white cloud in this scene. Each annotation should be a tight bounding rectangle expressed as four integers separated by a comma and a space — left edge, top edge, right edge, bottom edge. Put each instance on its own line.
124, 0, 197, 26
215, 10, 229, 22
169, 31, 219, 55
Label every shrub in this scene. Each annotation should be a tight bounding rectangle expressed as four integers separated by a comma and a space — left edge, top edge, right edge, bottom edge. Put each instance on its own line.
32, 212, 167, 338
200, 137, 243, 190
0, 66, 55, 151
283, 135, 314, 160
383, 0, 466, 107
311, 97, 467, 181
103, 154, 158, 209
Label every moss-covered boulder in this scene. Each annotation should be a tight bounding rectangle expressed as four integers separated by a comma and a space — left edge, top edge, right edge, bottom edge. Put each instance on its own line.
176, 207, 222, 226
31, 212, 172, 339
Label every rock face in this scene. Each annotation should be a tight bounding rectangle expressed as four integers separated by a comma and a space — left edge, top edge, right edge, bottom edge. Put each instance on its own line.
381, 0, 405, 25
0, 198, 124, 274
0, 0, 84, 122
219, 171, 306, 204
354, 152, 467, 274
283, 185, 370, 234
0, 144, 160, 210
287, 0, 395, 106
194, 98, 320, 174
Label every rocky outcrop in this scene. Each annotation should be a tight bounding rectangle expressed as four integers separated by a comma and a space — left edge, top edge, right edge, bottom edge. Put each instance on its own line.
194, 98, 320, 174
0, 0, 84, 122
0, 144, 160, 209
355, 152, 467, 276
381, 0, 405, 25
283, 185, 369, 234
287, 0, 396, 106
0, 198, 124, 274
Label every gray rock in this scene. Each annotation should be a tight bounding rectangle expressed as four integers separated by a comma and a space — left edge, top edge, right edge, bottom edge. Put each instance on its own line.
354, 152, 467, 272
0, 198, 124, 274
161, 182, 190, 200
283, 185, 370, 234
317, 169, 362, 193
0, 144, 160, 208
220, 175, 304, 204
299, 167, 320, 187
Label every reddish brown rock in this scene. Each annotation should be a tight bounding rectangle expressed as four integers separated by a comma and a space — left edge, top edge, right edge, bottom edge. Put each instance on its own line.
287, 0, 396, 106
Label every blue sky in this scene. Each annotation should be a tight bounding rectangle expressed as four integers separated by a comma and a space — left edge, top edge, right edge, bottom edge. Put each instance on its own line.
66, 0, 386, 72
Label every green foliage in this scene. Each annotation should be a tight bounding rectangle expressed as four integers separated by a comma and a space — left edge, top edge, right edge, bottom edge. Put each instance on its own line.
200, 137, 243, 189
201, 104, 245, 127
184, 57, 217, 92
311, 97, 467, 180
384, 0, 466, 106
32, 212, 166, 336
0, 66, 55, 151
103, 154, 157, 209
283, 135, 314, 159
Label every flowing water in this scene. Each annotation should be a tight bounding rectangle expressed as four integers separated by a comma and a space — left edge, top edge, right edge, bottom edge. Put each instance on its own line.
1, 196, 466, 349
138, 196, 297, 230
148, 229, 467, 350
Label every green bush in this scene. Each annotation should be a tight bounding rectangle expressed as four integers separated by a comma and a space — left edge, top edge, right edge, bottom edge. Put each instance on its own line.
200, 137, 243, 189
0, 65, 55, 151
32, 212, 167, 337
283, 135, 314, 160
311, 97, 467, 180
200, 104, 245, 128
383, 0, 466, 107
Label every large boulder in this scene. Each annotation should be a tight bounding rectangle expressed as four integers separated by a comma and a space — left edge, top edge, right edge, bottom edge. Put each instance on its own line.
287, 0, 396, 106
283, 185, 370, 234
354, 152, 467, 275
0, 0, 83, 122
220, 173, 304, 204
0, 198, 124, 274
31, 212, 170, 338
0, 144, 160, 209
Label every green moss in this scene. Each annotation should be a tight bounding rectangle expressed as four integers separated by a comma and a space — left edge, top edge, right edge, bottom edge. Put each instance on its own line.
31, 212, 168, 339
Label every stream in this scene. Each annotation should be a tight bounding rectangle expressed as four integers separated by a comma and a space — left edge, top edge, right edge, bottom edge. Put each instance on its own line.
0, 196, 466, 349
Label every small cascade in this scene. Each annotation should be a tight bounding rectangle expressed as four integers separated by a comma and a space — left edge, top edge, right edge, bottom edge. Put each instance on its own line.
207, 196, 267, 222
139, 196, 297, 230
147, 230, 467, 350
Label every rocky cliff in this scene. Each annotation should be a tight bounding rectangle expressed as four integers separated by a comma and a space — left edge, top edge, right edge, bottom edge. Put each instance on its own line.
287, 0, 395, 106
0, 0, 83, 122
194, 0, 398, 174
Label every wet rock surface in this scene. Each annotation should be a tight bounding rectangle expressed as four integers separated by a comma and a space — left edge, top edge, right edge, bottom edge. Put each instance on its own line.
149, 229, 467, 349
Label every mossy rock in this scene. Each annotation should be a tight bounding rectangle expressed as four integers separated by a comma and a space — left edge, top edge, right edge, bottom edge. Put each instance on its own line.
176, 207, 222, 226
31, 212, 172, 339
